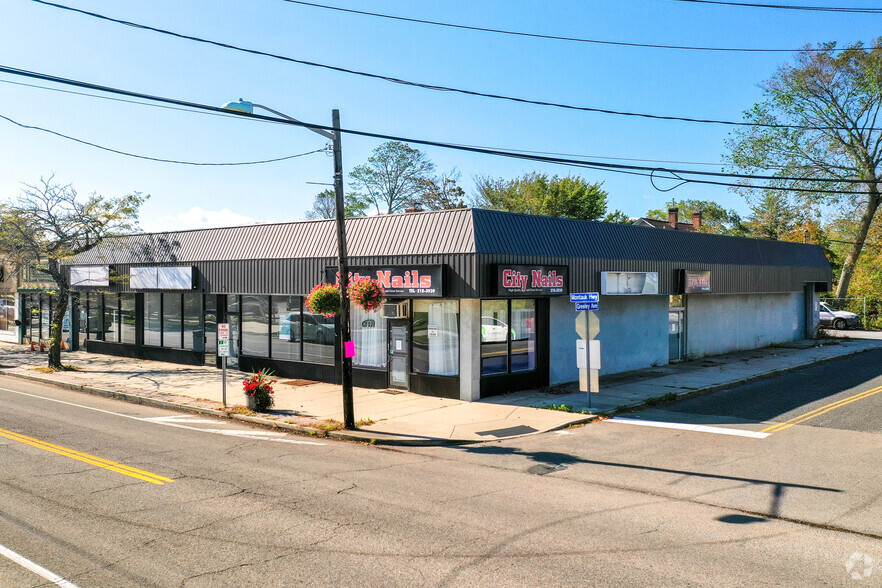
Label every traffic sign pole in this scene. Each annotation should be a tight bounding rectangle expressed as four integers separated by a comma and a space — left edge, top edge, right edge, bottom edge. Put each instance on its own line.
218, 323, 230, 407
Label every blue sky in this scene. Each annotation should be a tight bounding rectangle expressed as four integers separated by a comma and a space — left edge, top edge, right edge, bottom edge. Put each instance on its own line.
0, 0, 879, 231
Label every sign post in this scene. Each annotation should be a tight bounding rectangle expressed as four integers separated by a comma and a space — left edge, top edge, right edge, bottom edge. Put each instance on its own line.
572, 293, 601, 407
218, 322, 230, 407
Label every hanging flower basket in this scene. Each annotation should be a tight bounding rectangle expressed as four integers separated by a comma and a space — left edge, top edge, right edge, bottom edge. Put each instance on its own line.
306, 283, 341, 317
242, 368, 276, 412
349, 277, 386, 313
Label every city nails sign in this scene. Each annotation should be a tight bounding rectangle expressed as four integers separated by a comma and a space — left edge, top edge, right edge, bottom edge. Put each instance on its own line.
324, 265, 444, 297
494, 264, 568, 296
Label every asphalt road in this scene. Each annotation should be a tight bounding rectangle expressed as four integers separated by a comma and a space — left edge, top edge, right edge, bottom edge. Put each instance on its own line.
1, 368, 881, 586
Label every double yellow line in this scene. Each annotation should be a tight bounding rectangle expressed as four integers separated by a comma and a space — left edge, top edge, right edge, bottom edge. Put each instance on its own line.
0, 427, 175, 485
762, 384, 882, 434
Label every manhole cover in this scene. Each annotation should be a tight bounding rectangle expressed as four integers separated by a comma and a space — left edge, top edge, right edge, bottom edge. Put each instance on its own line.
527, 463, 569, 476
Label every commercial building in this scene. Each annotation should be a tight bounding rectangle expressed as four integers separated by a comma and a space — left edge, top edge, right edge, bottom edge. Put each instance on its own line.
65, 208, 831, 401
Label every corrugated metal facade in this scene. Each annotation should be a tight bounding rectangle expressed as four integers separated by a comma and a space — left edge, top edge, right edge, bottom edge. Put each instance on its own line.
68, 208, 831, 296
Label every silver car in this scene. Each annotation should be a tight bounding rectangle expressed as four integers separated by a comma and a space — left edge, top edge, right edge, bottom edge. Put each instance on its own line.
819, 303, 860, 330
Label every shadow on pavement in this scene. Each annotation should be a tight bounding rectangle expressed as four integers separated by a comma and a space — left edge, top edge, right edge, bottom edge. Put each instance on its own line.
624, 347, 882, 425
458, 445, 841, 518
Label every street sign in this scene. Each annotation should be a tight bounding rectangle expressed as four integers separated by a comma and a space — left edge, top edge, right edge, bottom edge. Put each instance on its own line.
575, 301, 599, 311
218, 323, 230, 358
570, 292, 599, 303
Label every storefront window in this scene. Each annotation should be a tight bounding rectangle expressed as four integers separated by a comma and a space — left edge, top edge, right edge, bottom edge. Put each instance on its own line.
271, 296, 301, 361
413, 300, 458, 376
302, 308, 335, 365
41, 296, 51, 341
351, 306, 386, 369
481, 299, 538, 376
104, 294, 119, 343
120, 293, 136, 344
87, 292, 103, 341
183, 294, 203, 351
144, 293, 161, 346
241, 295, 269, 357
0, 295, 14, 332
162, 293, 182, 348
481, 300, 508, 375
510, 300, 536, 372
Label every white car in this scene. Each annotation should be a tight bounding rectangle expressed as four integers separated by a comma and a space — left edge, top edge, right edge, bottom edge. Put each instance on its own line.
819, 303, 859, 330
481, 316, 508, 343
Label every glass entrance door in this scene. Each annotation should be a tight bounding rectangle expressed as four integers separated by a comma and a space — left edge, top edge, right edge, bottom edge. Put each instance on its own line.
387, 320, 409, 389
668, 309, 684, 362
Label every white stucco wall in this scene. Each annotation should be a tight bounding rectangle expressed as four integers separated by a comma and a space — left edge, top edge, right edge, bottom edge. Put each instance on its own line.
549, 295, 669, 384
685, 292, 805, 358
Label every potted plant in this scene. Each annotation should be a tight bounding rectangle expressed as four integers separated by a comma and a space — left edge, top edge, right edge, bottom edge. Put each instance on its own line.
242, 368, 277, 412
349, 277, 386, 312
305, 283, 341, 317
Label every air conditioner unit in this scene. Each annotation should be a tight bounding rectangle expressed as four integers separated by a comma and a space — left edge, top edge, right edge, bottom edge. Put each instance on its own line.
381, 301, 409, 319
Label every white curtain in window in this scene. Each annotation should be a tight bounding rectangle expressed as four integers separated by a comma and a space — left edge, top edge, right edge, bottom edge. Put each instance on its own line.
428, 301, 458, 376
351, 306, 386, 368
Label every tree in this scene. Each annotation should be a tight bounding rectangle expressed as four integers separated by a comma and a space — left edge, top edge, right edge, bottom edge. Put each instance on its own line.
412, 170, 467, 210
348, 141, 435, 214
725, 40, 882, 298
473, 173, 609, 220
645, 199, 747, 236
304, 189, 366, 219
0, 176, 146, 369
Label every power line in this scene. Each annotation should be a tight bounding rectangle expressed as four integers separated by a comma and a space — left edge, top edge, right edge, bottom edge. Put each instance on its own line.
27, 0, 880, 132
670, 0, 882, 13
0, 64, 872, 195
278, 0, 863, 53
0, 113, 327, 165
3, 75, 774, 170
0, 78, 243, 120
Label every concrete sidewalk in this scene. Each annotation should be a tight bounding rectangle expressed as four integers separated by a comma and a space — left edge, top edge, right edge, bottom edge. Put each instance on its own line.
1, 335, 879, 445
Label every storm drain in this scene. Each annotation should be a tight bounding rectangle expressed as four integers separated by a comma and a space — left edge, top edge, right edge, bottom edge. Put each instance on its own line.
528, 463, 569, 476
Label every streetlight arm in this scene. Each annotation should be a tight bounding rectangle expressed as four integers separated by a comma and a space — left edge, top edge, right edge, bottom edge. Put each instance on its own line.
251, 103, 335, 141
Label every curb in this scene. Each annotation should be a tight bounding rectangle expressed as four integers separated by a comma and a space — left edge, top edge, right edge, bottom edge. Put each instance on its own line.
0, 369, 548, 446
607, 341, 878, 415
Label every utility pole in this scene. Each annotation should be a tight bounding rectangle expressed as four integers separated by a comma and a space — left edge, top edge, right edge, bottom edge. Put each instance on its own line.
331, 109, 355, 429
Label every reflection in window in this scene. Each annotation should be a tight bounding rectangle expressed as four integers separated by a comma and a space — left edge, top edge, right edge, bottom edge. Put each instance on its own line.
41, 296, 51, 342
104, 294, 119, 343
0, 295, 13, 331
163, 293, 182, 348
120, 293, 136, 344
510, 299, 536, 372
481, 300, 508, 375
241, 295, 269, 357
87, 292, 103, 341
183, 294, 202, 351
302, 308, 335, 365
413, 300, 458, 376
144, 293, 161, 346
481, 299, 538, 376
271, 296, 301, 361
351, 305, 386, 368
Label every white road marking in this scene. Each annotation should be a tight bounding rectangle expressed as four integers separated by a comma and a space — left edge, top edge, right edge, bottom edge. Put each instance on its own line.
606, 417, 770, 439
0, 543, 79, 587
0, 387, 325, 445
143, 416, 229, 425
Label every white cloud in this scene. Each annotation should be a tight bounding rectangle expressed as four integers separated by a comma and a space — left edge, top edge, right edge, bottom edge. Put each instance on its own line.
141, 207, 260, 232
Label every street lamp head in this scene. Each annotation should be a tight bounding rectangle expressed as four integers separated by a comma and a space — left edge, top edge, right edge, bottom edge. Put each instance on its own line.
221, 99, 254, 114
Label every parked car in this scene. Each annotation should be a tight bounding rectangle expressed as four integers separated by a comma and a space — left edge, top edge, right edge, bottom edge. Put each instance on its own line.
279, 312, 335, 345
819, 303, 860, 330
